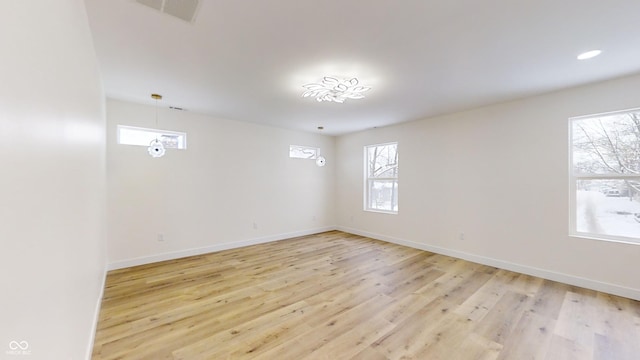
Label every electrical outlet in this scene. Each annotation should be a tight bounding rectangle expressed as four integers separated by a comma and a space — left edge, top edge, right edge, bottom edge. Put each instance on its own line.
157, 234, 165, 242
459, 232, 465, 241
312, 215, 316, 221
253, 222, 258, 230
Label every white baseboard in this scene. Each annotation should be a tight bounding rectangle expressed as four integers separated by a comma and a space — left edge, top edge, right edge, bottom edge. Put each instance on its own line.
105, 225, 640, 300
337, 226, 640, 301
86, 267, 107, 360
107, 226, 337, 271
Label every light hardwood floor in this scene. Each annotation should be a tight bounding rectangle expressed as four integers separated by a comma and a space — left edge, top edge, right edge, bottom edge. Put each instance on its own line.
92, 231, 640, 359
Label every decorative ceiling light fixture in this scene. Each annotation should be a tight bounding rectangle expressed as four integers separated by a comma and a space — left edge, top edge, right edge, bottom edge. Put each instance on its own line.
577, 50, 602, 60
302, 77, 371, 103
148, 93, 166, 158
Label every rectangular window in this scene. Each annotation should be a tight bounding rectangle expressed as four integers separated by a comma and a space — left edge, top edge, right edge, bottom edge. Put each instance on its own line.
117, 125, 187, 149
289, 145, 319, 159
570, 108, 640, 243
365, 142, 398, 213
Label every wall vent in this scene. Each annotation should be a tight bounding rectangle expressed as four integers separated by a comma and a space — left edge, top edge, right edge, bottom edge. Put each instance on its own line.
135, 0, 201, 24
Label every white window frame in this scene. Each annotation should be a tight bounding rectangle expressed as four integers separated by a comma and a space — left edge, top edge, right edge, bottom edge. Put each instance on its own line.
364, 142, 398, 214
117, 125, 187, 149
289, 145, 319, 159
569, 108, 640, 245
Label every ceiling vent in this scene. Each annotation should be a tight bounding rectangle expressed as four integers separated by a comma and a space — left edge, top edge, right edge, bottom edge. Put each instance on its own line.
135, 0, 201, 24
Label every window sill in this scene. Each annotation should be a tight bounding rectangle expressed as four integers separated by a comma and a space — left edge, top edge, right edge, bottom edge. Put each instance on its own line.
364, 209, 398, 215
569, 233, 640, 246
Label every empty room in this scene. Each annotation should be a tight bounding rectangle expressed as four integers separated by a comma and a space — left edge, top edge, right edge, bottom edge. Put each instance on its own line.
2, 0, 640, 359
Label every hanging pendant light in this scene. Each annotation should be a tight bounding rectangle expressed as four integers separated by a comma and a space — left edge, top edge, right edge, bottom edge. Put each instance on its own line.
148, 93, 166, 158
148, 139, 166, 157
315, 126, 326, 166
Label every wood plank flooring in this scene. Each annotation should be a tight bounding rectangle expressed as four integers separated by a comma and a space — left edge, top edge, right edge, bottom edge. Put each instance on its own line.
92, 231, 640, 359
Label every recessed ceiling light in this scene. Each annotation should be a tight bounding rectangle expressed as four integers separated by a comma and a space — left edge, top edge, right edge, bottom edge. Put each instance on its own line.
577, 50, 602, 60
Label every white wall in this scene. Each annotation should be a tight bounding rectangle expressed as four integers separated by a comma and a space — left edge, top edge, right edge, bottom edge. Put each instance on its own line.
107, 99, 335, 268
336, 73, 640, 300
0, 1, 107, 359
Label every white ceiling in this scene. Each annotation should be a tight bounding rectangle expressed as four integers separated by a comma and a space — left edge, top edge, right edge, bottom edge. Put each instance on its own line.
84, 0, 640, 136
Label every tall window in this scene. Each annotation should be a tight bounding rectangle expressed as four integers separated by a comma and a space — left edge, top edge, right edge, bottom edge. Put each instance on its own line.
365, 142, 398, 213
570, 108, 640, 243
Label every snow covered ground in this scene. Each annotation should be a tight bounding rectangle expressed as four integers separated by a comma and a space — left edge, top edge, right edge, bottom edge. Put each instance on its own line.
576, 190, 640, 238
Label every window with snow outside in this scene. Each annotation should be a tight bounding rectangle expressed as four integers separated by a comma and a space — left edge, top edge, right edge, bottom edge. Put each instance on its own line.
365, 142, 398, 214
570, 109, 640, 243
